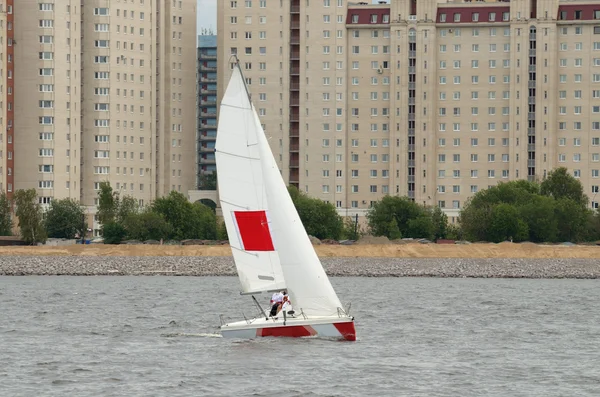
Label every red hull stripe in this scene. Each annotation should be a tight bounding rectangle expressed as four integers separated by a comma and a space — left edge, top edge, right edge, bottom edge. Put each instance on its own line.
233, 210, 275, 251
333, 322, 357, 341
257, 325, 318, 338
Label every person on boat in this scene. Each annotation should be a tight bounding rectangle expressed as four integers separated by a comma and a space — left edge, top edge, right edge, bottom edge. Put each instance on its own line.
269, 291, 284, 317
281, 295, 293, 315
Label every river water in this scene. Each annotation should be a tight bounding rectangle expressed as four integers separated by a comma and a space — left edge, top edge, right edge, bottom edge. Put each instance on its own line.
1, 276, 599, 396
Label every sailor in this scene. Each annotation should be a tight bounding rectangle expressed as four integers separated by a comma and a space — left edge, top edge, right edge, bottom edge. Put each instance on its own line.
269, 291, 284, 317
281, 295, 293, 314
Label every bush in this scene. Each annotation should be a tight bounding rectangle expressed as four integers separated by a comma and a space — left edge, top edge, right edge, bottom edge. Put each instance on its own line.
102, 222, 127, 244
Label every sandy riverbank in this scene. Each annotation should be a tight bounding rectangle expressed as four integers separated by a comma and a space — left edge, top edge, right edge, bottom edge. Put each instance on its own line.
0, 242, 599, 259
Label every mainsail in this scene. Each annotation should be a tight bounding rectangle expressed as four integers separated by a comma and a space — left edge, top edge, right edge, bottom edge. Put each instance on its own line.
215, 66, 285, 294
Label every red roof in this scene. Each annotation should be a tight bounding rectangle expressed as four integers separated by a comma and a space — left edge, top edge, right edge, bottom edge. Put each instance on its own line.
557, 5, 600, 21
437, 6, 510, 24
346, 8, 390, 25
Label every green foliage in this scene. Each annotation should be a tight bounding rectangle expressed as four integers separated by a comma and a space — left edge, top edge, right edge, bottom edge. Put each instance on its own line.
431, 206, 448, 240
101, 221, 127, 244
387, 218, 402, 240
151, 191, 216, 240
342, 216, 362, 240
44, 198, 86, 239
13, 189, 47, 245
97, 181, 119, 225
288, 186, 343, 240
446, 224, 463, 241
487, 204, 529, 243
460, 176, 595, 243
122, 210, 172, 241
216, 218, 229, 240
541, 167, 588, 207
199, 172, 217, 190
117, 195, 139, 223
0, 191, 12, 236
367, 196, 434, 239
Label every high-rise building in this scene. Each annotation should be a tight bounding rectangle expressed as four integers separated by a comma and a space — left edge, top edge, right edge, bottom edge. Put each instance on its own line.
0, 1, 8, 195
197, 34, 218, 189
12, 0, 197, 234
218, 0, 600, 221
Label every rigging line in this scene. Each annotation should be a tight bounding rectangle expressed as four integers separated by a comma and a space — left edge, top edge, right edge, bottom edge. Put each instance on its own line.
220, 199, 250, 209
221, 103, 252, 111
214, 149, 260, 161
231, 245, 259, 257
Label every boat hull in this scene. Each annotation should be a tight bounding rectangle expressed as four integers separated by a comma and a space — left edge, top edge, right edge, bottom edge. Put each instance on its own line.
221, 315, 356, 341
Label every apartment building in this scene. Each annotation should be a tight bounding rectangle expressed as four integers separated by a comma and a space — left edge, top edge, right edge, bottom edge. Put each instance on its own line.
11, 0, 196, 231
218, 0, 600, 220
197, 34, 218, 188
0, 1, 7, 195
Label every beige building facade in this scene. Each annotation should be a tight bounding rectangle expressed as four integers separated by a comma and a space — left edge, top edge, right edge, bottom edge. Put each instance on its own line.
11, 0, 197, 234
0, 0, 7, 195
218, 0, 600, 221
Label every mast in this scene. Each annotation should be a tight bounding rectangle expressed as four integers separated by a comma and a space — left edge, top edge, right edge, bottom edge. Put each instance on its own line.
230, 55, 252, 103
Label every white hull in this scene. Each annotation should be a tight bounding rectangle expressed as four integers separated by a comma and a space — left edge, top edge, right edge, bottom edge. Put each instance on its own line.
221, 312, 356, 341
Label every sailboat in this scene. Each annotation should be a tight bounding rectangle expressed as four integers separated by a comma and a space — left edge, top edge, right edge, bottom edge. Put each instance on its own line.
216, 59, 356, 341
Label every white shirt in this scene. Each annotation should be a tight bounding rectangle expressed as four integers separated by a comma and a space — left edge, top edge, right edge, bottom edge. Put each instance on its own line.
271, 292, 283, 304
282, 300, 292, 312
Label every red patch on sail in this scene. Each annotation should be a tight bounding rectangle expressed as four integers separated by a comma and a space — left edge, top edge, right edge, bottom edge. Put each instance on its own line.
234, 211, 274, 251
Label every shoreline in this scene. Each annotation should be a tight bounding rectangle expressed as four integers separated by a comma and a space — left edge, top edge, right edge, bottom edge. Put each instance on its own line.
1, 255, 600, 279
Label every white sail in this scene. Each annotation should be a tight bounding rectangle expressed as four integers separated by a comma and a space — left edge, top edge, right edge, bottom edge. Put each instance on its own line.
215, 67, 285, 294
252, 105, 344, 317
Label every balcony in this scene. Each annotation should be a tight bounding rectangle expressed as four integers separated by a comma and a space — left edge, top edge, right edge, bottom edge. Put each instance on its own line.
408, 144, 415, 151
290, 51, 300, 60
200, 65, 217, 72
289, 156, 299, 168
290, 65, 300, 75
528, 144, 535, 151
291, 5, 300, 13
528, 159, 535, 167
199, 53, 217, 60
290, 35, 300, 45
408, 160, 415, 167
289, 126, 300, 137
201, 111, 217, 117
408, 176, 415, 183
290, 82, 300, 91
200, 99, 217, 106
290, 96, 300, 106
289, 168, 299, 184
528, 128, 536, 136
200, 76, 217, 83
291, 20, 300, 29
289, 143, 299, 152
200, 146, 215, 153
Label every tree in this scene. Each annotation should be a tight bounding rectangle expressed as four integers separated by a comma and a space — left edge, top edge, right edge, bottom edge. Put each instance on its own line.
13, 189, 46, 245
97, 181, 119, 225
117, 195, 139, 223
460, 181, 541, 241
151, 191, 216, 240
216, 218, 229, 240
541, 167, 588, 208
123, 210, 172, 241
519, 196, 559, 243
367, 196, 430, 239
554, 198, 590, 242
102, 221, 127, 244
199, 172, 217, 190
44, 198, 86, 239
431, 206, 448, 241
487, 203, 529, 243
288, 186, 344, 240
0, 191, 12, 236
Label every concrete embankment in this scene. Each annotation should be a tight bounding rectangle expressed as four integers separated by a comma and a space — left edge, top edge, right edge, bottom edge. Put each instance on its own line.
1, 256, 600, 279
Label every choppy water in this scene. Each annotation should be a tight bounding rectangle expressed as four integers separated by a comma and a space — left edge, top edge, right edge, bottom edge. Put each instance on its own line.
1, 276, 599, 396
